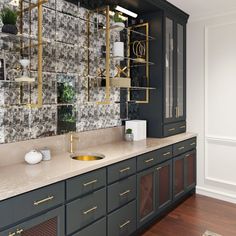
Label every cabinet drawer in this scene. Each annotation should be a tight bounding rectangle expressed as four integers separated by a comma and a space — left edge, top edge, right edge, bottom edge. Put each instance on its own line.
107, 158, 136, 184
137, 150, 159, 171
66, 188, 106, 235
107, 200, 136, 236
163, 121, 186, 137
108, 175, 136, 213
66, 168, 106, 200
173, 137, 196, 156
157, 146, 173, 164
72, 217, 106, 236
0, 182, 65, 230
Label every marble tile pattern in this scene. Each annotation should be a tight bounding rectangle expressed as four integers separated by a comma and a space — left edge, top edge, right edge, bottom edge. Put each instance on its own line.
0, 0, 128, 143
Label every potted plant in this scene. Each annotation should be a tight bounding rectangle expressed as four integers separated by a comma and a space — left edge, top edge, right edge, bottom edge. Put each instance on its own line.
113, 12, 125, 31
0, 7, 18, 35
125, 128, 134, 142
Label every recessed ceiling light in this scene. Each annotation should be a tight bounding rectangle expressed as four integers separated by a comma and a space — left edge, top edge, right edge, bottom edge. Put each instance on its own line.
115, 5, 138, 18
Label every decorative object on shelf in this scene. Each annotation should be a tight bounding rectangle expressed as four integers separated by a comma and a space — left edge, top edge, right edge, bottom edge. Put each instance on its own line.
112, 12, 125, 32
24, 150, 43, 165
0, 58, 6, 80
115, 65, 128, 78
0, 7, 18, 35
132, 40, 146, 63
15, 59, 35, 82
113, 41, 124, 58
125, 120, 147, 141
125, 128, 134, 141
110, 77, 131, 88
40, 147, 51, 161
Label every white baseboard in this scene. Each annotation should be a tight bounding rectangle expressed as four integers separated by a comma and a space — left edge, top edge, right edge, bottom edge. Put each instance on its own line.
196, 186, 236, 204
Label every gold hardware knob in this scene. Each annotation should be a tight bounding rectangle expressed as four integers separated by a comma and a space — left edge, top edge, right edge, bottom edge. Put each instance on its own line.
119, 190, 131, 197
190, 142, 196, 146
83, 179, 98, 187
180, 125, 186, 129
120, 220, 131, 229
83, 206, 97, 215
119, 167, 130, 173
178, 146, 185, 150
34, 196, 54, 206
163, 152, 171, 156
145, 158, 154, 163
16, 229, 24, 234
168, 128, 175, 132
8, 232, 16, 236
156, 167, 162, 171
185, 154, 190, 158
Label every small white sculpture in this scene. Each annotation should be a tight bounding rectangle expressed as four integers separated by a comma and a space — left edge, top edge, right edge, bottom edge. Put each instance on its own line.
24, 150, 43, 165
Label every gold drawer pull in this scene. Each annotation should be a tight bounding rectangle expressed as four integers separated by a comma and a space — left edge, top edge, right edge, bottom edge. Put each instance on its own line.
34, 196, 54, 206
120, 220, 131, 229
168, 128, 175, 132
145, 158, 154, 163
83, 206, 97, 215
83, 179, 98, 187
178, 146, 185, 150
16, 229, 24, 234
119, 167, 130, 173
190, 142, 196, 146
120, 190, 131, 197
185, 154, 190, 158
180, 126, 186, 129
156, 167, 162, 171
163, 152, 171, 156
8, 233, 16, 236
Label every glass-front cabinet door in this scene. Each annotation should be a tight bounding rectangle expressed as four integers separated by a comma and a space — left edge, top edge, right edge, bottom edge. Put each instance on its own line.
137, 167, 156, 227
175, 23, 185, 120
0, 207, 64, 236
164, 17, 175, 122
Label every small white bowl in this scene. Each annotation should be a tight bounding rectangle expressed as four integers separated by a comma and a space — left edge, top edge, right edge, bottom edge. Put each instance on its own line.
24, 150, 43, 165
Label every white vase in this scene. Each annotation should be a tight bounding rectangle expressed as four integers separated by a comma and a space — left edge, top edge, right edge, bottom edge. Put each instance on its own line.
112, 22, 125, 32
113, 42, 124, 58
24, 150, 43, 165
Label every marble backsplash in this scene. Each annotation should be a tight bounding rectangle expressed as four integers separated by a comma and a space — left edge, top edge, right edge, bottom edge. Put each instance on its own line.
0, 0, 138, 144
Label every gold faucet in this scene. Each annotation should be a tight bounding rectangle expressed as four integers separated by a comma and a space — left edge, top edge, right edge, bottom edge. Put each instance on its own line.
69, 132, 80, 154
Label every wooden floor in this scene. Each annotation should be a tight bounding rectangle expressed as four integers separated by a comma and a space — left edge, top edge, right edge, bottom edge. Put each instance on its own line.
141, 194, 236, 236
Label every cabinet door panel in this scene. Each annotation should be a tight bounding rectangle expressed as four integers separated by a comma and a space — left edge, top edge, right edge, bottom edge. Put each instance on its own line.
176, 23, 185, 120
185, 150, 196, 190
156, 160, 172, 212
137, 167, 155, 227
0, 206, 65, 236
173, 155, 185, 200
164, 17, 175, 122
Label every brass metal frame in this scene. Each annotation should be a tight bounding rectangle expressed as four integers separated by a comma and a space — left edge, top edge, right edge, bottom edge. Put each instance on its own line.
127, 23, 150, 104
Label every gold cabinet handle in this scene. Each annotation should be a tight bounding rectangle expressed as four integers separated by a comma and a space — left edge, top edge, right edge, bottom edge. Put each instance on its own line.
168, 128, 175, 132
83, 206, 97, 215
178, 146, 185, 150
8, 232, 16, 236
34, 196, 54, 206
120, 220, 131, 229
180, 125, 186, 129
145, 158, 154, 163
16, 229, 24, 234
119, 167, 130, 173
185, 154, 190, 158
156, 167, 162, 171
163, 152, 171, 156
83, 179, 98, 187
119, 189, 131, 197
190, 142, 196, 146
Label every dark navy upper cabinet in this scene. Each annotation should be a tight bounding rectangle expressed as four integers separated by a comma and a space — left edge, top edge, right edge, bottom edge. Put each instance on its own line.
139, 8, 189, 138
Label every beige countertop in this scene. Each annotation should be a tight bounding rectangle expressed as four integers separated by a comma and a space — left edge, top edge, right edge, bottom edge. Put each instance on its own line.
0, 132, 196, 201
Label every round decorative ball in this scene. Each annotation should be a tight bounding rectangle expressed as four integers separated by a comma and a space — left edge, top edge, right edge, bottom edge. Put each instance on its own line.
24, 150, 43, 165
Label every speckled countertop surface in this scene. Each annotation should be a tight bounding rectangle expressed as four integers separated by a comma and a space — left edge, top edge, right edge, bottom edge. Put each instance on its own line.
0, 132, 197, 201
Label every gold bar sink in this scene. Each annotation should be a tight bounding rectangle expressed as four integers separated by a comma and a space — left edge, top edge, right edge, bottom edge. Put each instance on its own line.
71, 153, 105, 161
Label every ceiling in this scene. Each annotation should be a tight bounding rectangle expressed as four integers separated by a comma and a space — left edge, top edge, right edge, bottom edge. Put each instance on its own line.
168, 0, 236, 21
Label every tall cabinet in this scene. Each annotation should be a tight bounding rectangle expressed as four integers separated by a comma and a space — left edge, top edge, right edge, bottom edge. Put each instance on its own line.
139, 6, 189, 137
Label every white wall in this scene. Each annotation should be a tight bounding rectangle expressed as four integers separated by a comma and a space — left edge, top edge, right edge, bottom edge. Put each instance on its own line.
187, 12, 236, 203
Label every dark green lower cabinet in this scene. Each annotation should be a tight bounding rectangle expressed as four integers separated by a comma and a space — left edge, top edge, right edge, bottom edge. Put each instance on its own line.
107, 200, 136, 236
0, 206, 65, 236
72, 217, 106, 236
156, 160, 173, 212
